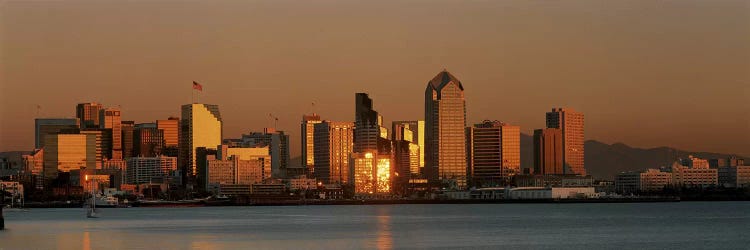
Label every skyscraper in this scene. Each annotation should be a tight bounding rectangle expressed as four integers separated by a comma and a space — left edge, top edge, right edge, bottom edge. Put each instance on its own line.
76, 102, 103, 129
533, 128, 563, 175
157, 117, 180, 157
354, 93, 391, 154
392, 121, 425, 176
180, 103, 223, 186
121, 121, 135, 159
99, 107, 122, 159
350, 152, 391, 196
78, 129, 104, 169
425, 70, 467, 189
43, 134, 96, 179
134, 123, 164, 157
157, 117, 180, 148
313, 121, 354, 184
35, 118, 79, 149
466, 120, 520, 186
546, 108, 585, 175
301, 114, 322, 176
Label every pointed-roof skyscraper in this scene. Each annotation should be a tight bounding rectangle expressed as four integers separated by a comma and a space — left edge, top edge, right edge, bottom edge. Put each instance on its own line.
424, 70, 467, 189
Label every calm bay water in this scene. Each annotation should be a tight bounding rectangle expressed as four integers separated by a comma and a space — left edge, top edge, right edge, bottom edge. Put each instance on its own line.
1, 202, 749, 249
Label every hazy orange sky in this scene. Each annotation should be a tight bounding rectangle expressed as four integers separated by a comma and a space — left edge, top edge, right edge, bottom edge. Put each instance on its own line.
1, 0, 748, 157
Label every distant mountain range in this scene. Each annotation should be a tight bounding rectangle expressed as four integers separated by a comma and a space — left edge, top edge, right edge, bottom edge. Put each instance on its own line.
519, 134, 748, 179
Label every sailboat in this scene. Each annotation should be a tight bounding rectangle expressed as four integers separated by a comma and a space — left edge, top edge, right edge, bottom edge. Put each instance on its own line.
87, 195, 99, 218
86, 175, 99, 219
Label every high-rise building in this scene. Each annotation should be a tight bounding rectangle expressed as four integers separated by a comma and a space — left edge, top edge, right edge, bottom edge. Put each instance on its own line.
134, 123, 164, 157
533, 128, 564, 175
466, 120, 520, 186
546, 108, 585, 175
43, 134, 96, 179
35, 118, 79, 149
354, 93, 391, 154
179, 103, 223, 186
392, 121, 424, 192
157, 117, 180, 148
301, 114, 322, 176
121, 121, 135, 159
350, 152, 391, 196
76, 102, 103, 129
424, 70, 467, 189
99, 107, 122, 159
78, 129, 105, 169
313, 121, 354, 184
234, 128, 290, 178
392, 121, 424, 170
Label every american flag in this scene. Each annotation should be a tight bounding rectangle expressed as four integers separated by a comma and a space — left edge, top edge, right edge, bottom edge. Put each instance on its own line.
192, 81, 203, 91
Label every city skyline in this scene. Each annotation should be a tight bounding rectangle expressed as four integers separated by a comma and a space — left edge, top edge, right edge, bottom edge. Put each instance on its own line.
2, 1, 749, 158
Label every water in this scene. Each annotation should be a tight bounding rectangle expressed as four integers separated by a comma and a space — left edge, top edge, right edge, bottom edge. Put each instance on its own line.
1, 202, 749, 249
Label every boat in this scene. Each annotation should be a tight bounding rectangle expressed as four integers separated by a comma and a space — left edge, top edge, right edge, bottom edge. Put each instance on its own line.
86, 195, 99, 218
85, 175, 100, 218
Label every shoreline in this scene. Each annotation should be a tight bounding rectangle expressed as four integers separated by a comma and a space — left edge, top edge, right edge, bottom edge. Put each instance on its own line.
18, 197, 750, 208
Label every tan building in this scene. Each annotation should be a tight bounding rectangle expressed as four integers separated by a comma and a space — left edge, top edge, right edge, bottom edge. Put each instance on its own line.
43, 134, 97, 178
313, 121, 354, 184
533, 128, 563, 175
639, 168, 673, 191
350, 152, 392, 196
180, 103, 223, 182
425, 70, 467, 189
467, 120, 520, 186
100, 107, 123, 159
301, 113, 322, 176
546, 108, 585, 175
670, 159, 718, 187
207, 146, 271, 193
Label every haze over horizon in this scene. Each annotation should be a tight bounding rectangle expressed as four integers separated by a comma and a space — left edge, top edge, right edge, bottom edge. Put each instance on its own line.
1, 0, 748, 157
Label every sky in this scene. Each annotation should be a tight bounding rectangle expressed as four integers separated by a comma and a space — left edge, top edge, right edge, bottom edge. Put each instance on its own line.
1, 0, 748, 157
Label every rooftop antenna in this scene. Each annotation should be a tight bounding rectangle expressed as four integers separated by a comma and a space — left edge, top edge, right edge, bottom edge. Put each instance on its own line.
36, 104, 41, 117
268, 113, 278, 130
311, 101, 316, 115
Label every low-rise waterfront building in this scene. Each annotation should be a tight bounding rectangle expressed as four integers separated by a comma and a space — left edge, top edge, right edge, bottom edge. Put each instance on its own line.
615, 169, 672, 194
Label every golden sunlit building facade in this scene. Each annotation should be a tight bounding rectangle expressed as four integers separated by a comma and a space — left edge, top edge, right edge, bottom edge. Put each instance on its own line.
180, 103, 223, 185
313, 121, 353, 184
301, 113, 322, 176
467, 120, 520, 186
157, 117, 180, 149
546, 108, 585, 176
43, 134, 96, 179
425, 70, 467, 189
351, 152, 391, 196
99, 107, 122, 159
